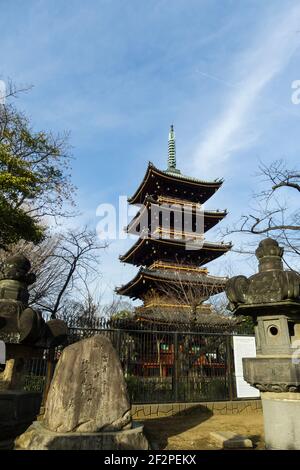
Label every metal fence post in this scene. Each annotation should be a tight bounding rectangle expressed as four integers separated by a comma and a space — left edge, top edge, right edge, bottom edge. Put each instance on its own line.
173, 332, 179, 402
43, 348, 55, 405
116, 329, 122, 358
226, 335, 235, 401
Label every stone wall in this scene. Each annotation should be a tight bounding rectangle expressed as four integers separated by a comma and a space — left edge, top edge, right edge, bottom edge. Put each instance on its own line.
131, 399, 262, 419
39, 399, 262, 421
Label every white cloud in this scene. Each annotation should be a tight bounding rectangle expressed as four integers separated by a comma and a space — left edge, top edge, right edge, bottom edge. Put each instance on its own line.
193, 3, 300, 175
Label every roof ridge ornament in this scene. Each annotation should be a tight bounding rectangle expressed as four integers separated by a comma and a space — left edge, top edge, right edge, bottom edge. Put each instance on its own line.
167, 125, 181, 174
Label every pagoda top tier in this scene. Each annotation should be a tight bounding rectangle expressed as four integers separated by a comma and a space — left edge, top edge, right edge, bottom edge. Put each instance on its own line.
128, 162, 223, 205
128, 125, 223, 205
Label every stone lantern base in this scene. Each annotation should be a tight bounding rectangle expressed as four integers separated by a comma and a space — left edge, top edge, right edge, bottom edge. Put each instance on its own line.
0, 390, 42, 449
262, 392, 300, 450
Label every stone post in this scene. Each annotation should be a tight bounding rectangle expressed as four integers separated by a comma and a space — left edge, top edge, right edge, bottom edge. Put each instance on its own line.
226, 238, 300, 450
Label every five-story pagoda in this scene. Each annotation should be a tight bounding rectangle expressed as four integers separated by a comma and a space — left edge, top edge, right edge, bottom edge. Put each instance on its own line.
117, 126, 232, 325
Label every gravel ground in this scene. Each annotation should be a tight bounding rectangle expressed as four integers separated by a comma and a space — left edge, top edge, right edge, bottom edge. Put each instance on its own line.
142, 409, 265, 450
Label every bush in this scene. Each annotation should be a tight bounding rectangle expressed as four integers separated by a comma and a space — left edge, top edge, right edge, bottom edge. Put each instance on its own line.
125, 374, 228, 403
23, 375, 45, 392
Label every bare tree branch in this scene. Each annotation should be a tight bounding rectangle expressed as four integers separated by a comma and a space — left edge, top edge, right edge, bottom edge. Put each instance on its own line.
0, 227, 108, 319
223, 159, 300, 261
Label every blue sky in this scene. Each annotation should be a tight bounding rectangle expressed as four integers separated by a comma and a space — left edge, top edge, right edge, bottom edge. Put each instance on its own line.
1, 0, 300, 303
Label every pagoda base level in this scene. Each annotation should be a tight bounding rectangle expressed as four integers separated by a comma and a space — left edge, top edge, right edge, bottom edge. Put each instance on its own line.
262, 392, 300, 450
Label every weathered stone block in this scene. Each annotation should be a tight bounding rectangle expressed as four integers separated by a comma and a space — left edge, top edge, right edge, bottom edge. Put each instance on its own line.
142, 405, 151, 417
157, 404, 173, 415
206, 403, 214, 411
212, 402, 227, 412
43, 335, 131, 433
16, 421, 149, 450
150, 405, 158, 416
210, 431, 253, 449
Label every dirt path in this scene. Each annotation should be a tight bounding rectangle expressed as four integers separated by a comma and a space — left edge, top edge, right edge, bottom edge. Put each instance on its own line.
142, 410, 264, 450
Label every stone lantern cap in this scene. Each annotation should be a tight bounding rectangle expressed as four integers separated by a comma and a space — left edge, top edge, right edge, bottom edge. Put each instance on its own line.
0, 254, 67, 348
226, 238, 300, 316
0, 255, 36, 306
1, 255, 36, 285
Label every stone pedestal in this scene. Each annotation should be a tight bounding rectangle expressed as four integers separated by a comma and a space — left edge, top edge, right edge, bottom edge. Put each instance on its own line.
262, 392, 300, 450
0, 390, 42, 449
0, 345, 43, 448
15, 421, 149, 450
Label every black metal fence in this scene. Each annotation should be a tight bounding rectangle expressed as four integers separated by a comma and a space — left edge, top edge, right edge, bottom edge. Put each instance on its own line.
23, 317, 253, 404
23, 349, 54, 402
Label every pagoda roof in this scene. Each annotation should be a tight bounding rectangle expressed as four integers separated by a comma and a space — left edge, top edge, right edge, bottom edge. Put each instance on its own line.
126, 199, 227, 235
134, 305, 236, 329
119, 237, 232, 267
116, 267, 227, 299
128, 162, 223, 205
101, 309, 242, 333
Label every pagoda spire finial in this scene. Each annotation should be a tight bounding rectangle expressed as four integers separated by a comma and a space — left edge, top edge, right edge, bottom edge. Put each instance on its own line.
168, 124, 176, 170
167, 125, 180, 174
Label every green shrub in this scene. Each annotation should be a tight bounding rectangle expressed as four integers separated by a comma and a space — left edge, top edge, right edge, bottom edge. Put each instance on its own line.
23, 375, 45, 392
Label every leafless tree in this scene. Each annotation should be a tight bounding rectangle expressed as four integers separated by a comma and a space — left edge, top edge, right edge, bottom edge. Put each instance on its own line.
53, 289, 102, 328
0, 79, 33, 101
143, 266, 229, 324
0, 227, 108, 319
223, 159, 300, 265
104, 296, 134, 320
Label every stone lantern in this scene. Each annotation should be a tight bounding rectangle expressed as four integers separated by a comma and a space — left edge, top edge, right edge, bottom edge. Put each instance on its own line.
0, 254, 68, 448
226, 238, 300, 450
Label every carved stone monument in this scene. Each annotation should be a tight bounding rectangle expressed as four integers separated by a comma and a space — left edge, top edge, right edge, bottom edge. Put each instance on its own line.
226, 238, 300, 449
16, 335, 149, 450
